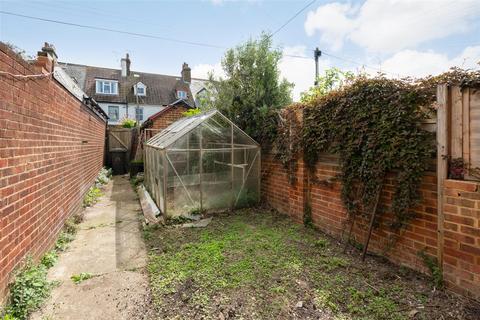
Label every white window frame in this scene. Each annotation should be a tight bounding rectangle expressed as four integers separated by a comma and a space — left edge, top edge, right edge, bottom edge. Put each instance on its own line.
96, 79, 118, 95
134, 82, 147, 96
177, 90, 187, 99
107, 106, 119, 121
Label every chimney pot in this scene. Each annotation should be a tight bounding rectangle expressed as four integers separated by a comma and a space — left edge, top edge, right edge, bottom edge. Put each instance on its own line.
121, 53, 131, 77
181, 62, 191, 83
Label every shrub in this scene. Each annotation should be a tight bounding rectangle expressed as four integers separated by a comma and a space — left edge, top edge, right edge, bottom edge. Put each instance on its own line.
120, 118, 136, 128
182, 108, 201, 117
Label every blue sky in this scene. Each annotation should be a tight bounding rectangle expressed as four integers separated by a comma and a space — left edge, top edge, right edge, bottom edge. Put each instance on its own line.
1, 0, 480, 100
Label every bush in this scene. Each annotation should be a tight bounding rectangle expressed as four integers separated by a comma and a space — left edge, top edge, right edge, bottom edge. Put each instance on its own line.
120, 118, 136, 128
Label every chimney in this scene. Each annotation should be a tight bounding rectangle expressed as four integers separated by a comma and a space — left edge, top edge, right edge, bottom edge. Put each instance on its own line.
181, 62, 191, 83
121, 53, 131, 77
35, 42, 57, 73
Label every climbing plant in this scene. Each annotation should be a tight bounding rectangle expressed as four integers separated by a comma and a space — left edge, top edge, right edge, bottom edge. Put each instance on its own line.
302, 75, 437, 230
273, 104, 303, 184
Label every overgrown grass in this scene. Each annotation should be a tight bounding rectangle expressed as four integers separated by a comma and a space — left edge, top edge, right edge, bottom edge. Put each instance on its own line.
145, 209, 422, 319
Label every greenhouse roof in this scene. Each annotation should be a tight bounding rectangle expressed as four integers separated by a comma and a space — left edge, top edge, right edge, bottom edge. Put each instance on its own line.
146, 109, 259, 149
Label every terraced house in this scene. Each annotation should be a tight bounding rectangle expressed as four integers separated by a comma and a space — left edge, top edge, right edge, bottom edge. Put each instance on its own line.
59, 55, 197, 125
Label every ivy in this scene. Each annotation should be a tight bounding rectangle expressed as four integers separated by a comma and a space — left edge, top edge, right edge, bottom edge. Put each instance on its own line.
273, 104, 303, 184
303, 75, 436, 230
268, 68, 479, 237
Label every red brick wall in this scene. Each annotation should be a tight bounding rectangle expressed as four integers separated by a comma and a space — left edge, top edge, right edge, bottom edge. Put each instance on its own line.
442, 179, 480, 298
262, 153, 480, 299
150, 106, 187, 131
0, 43, 107, 302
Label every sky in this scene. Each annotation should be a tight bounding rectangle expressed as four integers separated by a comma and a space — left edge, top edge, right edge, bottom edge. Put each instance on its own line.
1, 0, 480, 101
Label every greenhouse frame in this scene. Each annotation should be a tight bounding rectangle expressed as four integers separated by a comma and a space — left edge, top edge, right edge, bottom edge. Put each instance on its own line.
144, 110, 261, 217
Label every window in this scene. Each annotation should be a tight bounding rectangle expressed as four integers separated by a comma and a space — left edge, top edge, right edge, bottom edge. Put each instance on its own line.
95, 79, 118, 95
108, 106, 119, 121
135, 107, 144, 122
134, 82, 146, 96
177, 90, 187, 99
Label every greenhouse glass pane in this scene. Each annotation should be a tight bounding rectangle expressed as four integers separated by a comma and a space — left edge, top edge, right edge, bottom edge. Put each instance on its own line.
165, 151, 200, 217
201, 150, 232, 211
201, 114, 232, 149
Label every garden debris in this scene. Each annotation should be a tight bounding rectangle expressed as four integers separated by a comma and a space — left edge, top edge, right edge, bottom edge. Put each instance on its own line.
179, 217, 212, 228
137, 184, 162, 225
295, 301, 304, 309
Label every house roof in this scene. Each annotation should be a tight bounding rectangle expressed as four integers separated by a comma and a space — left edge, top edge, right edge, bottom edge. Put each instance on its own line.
58, 62, 195, 106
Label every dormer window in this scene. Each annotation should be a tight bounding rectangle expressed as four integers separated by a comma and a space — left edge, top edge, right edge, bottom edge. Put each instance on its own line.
95, 79, 118, 95
177, 90, 187, 99
134, 82, 146, 96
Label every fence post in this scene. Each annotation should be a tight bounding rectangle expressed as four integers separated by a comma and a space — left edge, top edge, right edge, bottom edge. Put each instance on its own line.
436, 84, 449, 268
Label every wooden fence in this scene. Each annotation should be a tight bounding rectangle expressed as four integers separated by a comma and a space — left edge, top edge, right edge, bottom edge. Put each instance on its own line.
107, 127, 137, 174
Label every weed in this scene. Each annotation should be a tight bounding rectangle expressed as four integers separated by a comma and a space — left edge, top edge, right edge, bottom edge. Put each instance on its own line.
40, 251, 57, 269
314, 238, 329, 249
70, 273, 93, 284
95, 167, 112, 185
1, 314, 16, 320
63, 217, 77, 235
83, 186, 103, 208
6, 258, 52, 320
303, 201, 313, 227
418, 249, 443, 288
54, 232, 75, 252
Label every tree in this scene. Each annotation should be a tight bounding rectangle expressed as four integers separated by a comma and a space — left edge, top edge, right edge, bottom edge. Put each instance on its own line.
205, 33, 293, 144
300, 67, 354, 103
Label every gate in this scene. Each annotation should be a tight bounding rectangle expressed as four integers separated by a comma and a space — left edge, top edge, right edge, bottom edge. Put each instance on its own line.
107, 127, 136, 175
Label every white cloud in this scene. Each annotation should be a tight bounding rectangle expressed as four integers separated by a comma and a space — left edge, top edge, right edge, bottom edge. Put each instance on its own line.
279, 46, 331, 101
191, 63, 225, 79
381, 46, 480, 78
305, 0, 480, 53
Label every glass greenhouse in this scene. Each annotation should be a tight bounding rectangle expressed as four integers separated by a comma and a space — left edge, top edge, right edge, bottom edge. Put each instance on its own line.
144, 110, 261, 217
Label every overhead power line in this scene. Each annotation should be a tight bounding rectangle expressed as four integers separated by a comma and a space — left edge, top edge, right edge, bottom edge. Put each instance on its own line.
269, 0, 317, 37
0, 10, 224, 49
0, 10, 397, 75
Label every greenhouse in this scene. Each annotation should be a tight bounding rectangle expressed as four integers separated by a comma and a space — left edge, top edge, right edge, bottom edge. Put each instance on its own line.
144, 110, 261, 217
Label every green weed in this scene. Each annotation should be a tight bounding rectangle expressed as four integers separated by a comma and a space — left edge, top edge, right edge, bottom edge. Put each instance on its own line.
82, 186, 103, 208
6, 258, 52, 320
70, 273, 93, 284
40, 251, 57, 269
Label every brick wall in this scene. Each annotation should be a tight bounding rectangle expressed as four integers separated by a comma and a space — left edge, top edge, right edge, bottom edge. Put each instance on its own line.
150, 105, 187, 131
442, 179, 480, 298
262, 153, 480, 299
0, 43, 107, 302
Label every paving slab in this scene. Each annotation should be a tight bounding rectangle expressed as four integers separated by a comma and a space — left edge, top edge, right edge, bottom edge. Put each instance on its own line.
32, 175, 153, 320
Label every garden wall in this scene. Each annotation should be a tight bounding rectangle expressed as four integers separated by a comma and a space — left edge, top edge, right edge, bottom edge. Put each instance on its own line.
0, 43, 107, 302
262, 153, 479, 299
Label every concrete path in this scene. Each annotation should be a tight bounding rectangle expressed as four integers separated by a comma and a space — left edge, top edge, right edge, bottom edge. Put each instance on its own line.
32, 175, 152, 320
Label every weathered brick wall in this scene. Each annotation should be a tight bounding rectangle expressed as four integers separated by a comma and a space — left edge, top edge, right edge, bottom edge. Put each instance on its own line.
262, 153, 479, 299
150, 106, 187, 131
442, 179, 480, 298
0, 43, 107, 302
